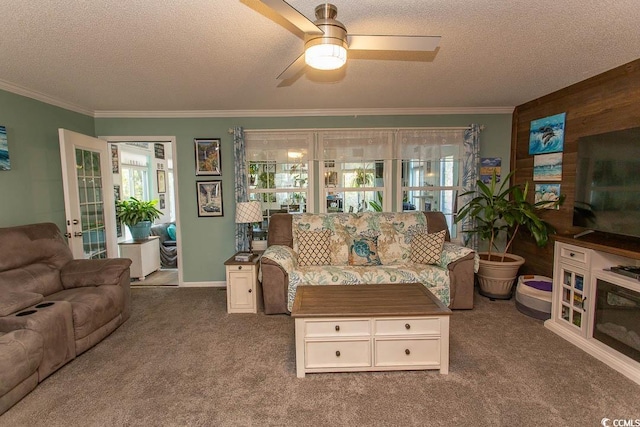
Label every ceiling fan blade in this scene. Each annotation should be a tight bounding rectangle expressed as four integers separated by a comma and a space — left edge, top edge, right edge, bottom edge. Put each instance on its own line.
277, 52, 306, 80
348, 35, 441, 52
259, 0, 323, 35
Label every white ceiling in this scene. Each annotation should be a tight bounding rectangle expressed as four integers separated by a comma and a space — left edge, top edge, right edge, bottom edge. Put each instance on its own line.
1, 0, 639, 116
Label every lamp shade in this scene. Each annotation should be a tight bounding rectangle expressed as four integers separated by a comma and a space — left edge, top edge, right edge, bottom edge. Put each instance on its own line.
305, 43, 347, 70
235, 201, 262, 224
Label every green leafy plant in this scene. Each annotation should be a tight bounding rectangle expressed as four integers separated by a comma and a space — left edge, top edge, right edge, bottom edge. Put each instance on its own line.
115, 197, 162, 226
352, 167, 373, 187
455, 170, 564, 261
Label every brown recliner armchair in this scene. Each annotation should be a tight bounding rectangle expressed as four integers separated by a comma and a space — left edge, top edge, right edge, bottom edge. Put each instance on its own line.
0, 222, 132, 415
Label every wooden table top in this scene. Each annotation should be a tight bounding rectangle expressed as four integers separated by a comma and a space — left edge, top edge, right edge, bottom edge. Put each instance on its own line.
291, 283, 452, 318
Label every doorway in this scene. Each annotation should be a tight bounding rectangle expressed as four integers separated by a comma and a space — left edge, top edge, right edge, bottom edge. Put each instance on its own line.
101, 135, 182, 286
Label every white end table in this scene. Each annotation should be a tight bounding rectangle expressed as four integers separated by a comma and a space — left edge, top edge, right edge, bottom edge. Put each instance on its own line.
118, 236, 161, 280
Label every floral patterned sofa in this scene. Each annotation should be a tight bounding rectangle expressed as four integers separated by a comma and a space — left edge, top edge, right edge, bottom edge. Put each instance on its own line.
260, 211, 478, 314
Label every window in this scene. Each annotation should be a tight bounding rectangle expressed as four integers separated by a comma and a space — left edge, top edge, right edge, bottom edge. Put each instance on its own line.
245, 131, 314, 238
120, 151, 150, 200
318, 130, 392, 213
244, 127, 471, 241
397, 129, 466, 241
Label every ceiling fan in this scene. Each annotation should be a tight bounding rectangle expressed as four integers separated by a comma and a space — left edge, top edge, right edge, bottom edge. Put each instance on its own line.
258, 1, 441, 79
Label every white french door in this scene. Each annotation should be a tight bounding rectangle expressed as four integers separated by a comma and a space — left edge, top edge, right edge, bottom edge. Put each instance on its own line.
58, 129, 117, 259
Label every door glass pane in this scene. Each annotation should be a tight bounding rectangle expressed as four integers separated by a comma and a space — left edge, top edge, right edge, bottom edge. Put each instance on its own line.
75, 148, 108, 259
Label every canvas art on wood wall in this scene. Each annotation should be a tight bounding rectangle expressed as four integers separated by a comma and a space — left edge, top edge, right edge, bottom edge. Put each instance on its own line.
529, 113, 566, 155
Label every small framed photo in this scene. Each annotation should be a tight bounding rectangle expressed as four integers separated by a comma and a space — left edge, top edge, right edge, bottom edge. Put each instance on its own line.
197, 181, 223, 217
195, 138, 221, 176
157, 170, 166, 193
154, 143, 165, 159
159, 193, 166, 210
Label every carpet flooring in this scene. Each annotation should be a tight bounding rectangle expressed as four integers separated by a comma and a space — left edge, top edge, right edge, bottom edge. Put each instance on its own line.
2, 287, 639, 426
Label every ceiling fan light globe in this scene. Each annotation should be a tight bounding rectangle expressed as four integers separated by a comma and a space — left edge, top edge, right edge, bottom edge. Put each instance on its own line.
305, 44, 347, 70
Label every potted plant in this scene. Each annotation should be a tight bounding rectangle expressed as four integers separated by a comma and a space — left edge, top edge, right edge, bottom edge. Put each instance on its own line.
455, 171, 563, 299
115, 197, 162, 241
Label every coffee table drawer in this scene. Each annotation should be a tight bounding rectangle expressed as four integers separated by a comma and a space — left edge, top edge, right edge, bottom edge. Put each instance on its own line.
374, 338, 441, 367
375, 318, 441, 336
305, 319, 370, 337
305, 339, 371, 368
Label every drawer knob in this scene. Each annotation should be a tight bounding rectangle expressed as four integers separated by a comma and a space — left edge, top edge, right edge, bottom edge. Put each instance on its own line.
335, 325, 340, 331
248, 289, 252, 293
405, 349, 411, 355
335, 350, 341, 357
569, 253, 575, 257
238, 265, 243, 270
405, 323, 411, 330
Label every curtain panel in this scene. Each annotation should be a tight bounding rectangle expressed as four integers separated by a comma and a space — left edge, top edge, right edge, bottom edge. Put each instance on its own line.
233, 127, 249, 252
460, 124, 481, 250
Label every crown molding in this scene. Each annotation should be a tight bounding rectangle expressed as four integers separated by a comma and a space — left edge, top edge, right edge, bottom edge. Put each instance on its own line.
93, 106, 514, 118
0, 79, 94, 116
0, 80, 514, 118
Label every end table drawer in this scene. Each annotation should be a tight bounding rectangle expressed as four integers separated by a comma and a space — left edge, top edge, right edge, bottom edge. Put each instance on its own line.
559, 245, 588, 266
227, 264, 254, 272
375, 318, 440, 336
305, 319, 370, 337
305, 339, 371, 368
375, 338, 441, 367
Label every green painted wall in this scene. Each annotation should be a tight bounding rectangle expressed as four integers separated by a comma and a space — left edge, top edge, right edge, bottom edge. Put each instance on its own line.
95, 114, 512, 283
0, 90, 94, 229
0, 87, 512, 282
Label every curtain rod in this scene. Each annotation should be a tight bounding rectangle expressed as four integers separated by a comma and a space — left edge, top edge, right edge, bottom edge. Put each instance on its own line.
230, 125, 484, 134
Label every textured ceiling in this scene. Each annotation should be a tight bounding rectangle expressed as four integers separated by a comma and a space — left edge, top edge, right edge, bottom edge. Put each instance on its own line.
0, 0, 639, 116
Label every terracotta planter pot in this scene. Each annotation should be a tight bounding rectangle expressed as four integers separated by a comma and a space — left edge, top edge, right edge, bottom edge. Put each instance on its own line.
476, 252, 525, 299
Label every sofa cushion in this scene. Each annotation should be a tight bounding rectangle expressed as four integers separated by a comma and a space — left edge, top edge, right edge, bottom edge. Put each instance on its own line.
297, 230, 331, 266
0, 291, 43, 316
47, 285, 125, 340
60, 258, 132, 289
348, 235, 382, 266
411, 230, 446, 265
0, 329, 43, 397
292, 212, 428, 266
167, 223, 177, 240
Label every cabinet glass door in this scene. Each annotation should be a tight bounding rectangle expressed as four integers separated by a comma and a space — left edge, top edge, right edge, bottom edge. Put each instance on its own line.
559, 268, 587, 335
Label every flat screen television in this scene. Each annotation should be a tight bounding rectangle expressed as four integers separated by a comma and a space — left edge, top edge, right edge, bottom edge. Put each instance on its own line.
573, 126, 640, 239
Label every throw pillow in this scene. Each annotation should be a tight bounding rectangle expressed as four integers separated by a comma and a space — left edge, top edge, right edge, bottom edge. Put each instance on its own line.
297, 230, 332, 266
410, 230, 446, 264
167, 223, 177, 240
348, 235, 382, 266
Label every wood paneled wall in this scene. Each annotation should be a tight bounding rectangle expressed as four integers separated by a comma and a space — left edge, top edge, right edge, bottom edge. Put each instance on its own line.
510, 58, 640, 277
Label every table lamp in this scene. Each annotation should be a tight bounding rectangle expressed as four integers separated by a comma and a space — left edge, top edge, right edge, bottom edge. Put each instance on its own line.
235, 201, 263, 253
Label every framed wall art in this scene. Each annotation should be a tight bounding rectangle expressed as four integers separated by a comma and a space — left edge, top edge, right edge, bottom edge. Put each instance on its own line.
0, 125, 9, 171
157, 170, 166, 193
195, 138, 221, 176
196, 181, 223, 217
154, 143, 165, 159
529, 112, 566, 155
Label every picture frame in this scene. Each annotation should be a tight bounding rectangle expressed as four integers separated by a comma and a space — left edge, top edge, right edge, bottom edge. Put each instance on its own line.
535, 183, 561, 209
111, 144, 119, 174
529, 112, 566, 155
196, 181, 223, 217
159, 193, 166, 210
195, 138, 221, 176
154, 143, 165, 159
157, 170, 166, 193
0, 125, 10, 171
114, 185, 122, 238
533, 153, 562, 181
